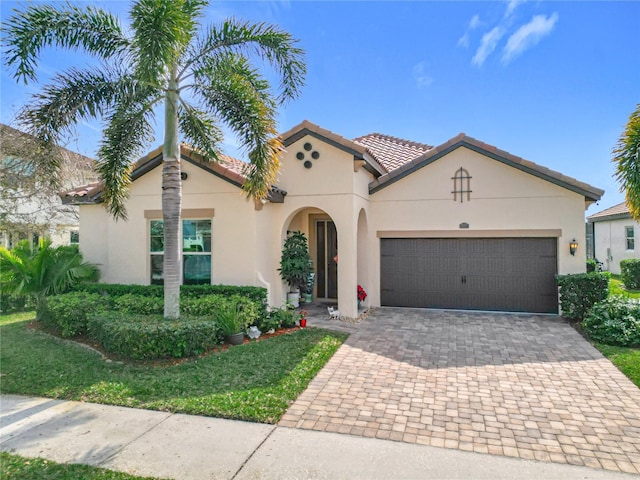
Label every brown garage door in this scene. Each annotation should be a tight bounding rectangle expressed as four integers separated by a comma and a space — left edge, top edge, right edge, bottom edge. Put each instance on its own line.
380, 238, 558, 313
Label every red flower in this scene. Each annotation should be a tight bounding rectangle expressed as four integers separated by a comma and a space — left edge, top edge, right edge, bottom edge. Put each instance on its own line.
357, 285, 367, 301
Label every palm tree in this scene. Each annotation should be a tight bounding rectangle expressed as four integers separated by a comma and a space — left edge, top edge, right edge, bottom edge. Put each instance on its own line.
4, 0, 306, 318
614, 104, 640, 219
0, 240, 100, 319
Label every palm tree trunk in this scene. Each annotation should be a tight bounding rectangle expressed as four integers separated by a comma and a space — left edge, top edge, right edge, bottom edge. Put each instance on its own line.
162, 67, 182, 319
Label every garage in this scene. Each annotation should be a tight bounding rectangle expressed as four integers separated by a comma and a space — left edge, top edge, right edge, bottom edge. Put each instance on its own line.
380, 238, 558, 313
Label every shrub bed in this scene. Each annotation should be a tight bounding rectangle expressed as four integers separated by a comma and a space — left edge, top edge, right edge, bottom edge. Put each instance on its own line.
620, 259, 640, 290
87, 313, 222, 359
40, 292, 112, 337
556, 273, 609, 321
582, 296, 640, 347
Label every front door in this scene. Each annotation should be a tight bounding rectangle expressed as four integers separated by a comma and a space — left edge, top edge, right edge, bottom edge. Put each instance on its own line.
316, 220, 338, 299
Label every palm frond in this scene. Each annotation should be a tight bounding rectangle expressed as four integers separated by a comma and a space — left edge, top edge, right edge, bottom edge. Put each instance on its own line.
614, 104, 640, 219
178, 102, 224, 160
3, 3, 129, 83
98, 88, 160, 220
190, 18, 306, 104
130, 0, 205, 86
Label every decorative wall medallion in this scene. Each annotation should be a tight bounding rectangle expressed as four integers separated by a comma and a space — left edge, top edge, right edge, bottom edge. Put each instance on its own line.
296, 142, 320, 168
451, 167, 472, 202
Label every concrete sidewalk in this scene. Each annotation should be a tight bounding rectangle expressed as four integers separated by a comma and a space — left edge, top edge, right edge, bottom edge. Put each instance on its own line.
1, 395, 636, 480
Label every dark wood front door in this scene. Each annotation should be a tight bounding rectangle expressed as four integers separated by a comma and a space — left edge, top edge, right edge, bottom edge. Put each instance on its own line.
380, 238, 558, 313
316, 220, 338, 299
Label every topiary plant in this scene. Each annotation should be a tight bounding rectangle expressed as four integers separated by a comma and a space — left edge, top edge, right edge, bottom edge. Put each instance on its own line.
278, 231, 313, 293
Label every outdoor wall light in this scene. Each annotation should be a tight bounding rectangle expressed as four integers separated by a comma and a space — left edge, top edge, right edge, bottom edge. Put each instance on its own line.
569, 239, 579, 256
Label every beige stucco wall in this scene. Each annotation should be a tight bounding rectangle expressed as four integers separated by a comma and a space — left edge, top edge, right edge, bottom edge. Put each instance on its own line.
78, 138, 591, 318
368, 146, 587, 307
593, 217, 640, 274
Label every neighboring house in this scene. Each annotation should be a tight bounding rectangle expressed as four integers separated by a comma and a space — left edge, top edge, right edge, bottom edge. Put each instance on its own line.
63, 120, 603, 317
587, 202, 640, 274
0, 124, 98, 249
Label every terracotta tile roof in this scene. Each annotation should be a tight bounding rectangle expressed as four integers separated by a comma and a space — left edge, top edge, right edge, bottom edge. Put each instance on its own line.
587, 201, 632, 221
61, 144, 252, 204
280, 120, 387, 175
353, 133, 432, 172
369, 133, 604, 202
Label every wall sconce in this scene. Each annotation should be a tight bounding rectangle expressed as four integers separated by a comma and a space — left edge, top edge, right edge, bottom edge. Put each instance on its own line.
569, 239, 578, 256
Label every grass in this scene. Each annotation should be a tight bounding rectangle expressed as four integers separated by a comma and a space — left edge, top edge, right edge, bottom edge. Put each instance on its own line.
0, 312, 347, 423
595, 343, 640, 388
609, 275, 640, 299
0, 452, 163, 480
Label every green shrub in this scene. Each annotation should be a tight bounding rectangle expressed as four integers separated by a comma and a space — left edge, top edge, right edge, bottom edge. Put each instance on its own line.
40, 292, 111, 337
582, 296, 640, 347
215, 305, 244, 335
71, 283, 164, 297
256, 309, 283, 332
556, 273, 609, 321
114, 294, 163, 315
586, 259, 597, 273
87, 313, 222, 359
620, 259, 640, 290
0, 294, 33, 313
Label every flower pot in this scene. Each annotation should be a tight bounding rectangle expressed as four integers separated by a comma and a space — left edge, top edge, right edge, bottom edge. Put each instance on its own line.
287, 292, 300, 307
300, 318, 307, 328
303, 293, 313, 303
226, 332, 244, 345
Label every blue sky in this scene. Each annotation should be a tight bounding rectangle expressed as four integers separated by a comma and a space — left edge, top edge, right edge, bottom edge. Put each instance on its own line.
1, 1, 639, 216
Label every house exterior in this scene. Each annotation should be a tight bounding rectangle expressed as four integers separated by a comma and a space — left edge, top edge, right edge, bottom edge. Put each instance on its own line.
63, 120, 603, 317
0, 124, 97, 249
587, 202, 640, 274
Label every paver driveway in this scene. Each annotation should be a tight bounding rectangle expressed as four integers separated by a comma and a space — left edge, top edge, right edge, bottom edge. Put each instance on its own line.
280, 309, 640, 474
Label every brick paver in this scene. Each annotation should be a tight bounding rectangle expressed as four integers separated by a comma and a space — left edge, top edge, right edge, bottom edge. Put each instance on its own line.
282, 308, 640, 474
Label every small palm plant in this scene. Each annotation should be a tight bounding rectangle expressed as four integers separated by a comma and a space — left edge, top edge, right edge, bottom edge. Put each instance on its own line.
215, 304, 244, 336
0, 239, 100, 318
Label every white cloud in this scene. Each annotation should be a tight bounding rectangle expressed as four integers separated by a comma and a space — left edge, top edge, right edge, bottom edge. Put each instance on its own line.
502, 13, 559, 64
413, 62, 434, 88
472, 27, 505, 66
457, 14, 481, 48
505, 0, 526, 19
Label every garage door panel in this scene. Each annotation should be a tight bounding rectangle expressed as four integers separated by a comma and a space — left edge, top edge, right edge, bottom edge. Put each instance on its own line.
380, 238, 558, 313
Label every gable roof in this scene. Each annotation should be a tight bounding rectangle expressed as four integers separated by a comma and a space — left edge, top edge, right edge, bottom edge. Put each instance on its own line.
587, 201, 633, 222
280, 120, 387, 176
62, 144, 256, 204
353, 133, 432, 172
369, 133, 604, 202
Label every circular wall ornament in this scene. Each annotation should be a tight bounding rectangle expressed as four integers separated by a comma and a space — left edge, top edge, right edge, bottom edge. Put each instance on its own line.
304, 160, 312, 169
304, 142, 312, 151
296, 152, 304, 160
311, 151, 320, 159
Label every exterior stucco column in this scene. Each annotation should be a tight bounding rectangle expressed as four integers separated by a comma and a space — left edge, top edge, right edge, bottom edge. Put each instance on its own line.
337, 217, 358, 319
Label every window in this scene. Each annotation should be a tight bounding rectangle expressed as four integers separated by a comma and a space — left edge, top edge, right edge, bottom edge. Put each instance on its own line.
69, 230, 79, 245
149, 219, 212, 285
626, 226, 635, 250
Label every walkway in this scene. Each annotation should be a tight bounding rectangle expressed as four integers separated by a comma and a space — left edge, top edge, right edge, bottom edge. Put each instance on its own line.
281, 308, 640, 475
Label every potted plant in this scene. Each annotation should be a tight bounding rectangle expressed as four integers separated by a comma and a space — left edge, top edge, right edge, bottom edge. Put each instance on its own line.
357, 285, 367, 310
278, 231, 313, 307
298, 309, 308, 328
303, 272, 315, 303
216, 305, 245, 345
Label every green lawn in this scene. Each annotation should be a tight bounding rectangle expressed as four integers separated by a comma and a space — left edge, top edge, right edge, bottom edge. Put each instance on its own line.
596, 343, 640, 388
0, 312, 347, 423
0, 452, 163, 480
609, 275, 640, 299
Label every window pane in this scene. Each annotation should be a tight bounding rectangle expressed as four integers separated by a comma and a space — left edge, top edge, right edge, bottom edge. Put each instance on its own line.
150, 220, 164, 236
70, 231, 79, 244
182, 219, 211, 253
150, 255, 164, 285
150, 236, 164, 252
183, 254, 211, 284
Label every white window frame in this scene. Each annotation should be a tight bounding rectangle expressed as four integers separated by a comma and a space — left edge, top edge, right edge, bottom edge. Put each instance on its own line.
625, 225, 635, 251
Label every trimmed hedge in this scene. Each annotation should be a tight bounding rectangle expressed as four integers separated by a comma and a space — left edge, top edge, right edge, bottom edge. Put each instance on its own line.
40, 292, 112, 337
88, 313, 222, 359
556, 273, 609, 321
70, 283, 267, 305
620, 259, 640, 290
582, 296, 640, 347
586, 259, 598, 273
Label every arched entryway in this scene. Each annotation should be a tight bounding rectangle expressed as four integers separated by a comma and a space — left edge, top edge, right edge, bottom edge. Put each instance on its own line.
281, 207, 339, 303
